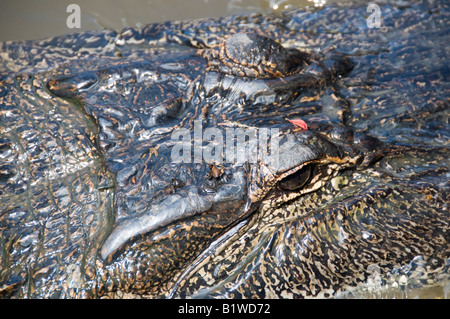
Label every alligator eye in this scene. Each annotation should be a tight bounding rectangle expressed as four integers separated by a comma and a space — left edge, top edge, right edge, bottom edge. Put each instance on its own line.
47, 72, 98, 98
200, 32, 308, 79
278, 165, 313, 191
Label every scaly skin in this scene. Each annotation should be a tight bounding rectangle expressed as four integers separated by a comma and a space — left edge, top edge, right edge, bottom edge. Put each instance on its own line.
0, 0, 448, 298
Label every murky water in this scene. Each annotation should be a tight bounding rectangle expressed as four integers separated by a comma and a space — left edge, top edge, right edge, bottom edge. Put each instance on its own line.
0, 0, 348, 41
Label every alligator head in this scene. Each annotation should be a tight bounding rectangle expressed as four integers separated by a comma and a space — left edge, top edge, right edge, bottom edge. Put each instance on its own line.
45, 24, 449, 298
44, 32, 367, 297
2, 0, 447, 299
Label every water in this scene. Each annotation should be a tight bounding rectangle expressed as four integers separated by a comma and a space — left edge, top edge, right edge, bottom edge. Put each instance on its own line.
0, 0, 348, 42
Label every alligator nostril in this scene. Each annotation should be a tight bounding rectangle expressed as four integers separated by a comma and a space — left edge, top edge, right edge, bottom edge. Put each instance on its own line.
47, 72, 98, 98
325, 53, 354, 77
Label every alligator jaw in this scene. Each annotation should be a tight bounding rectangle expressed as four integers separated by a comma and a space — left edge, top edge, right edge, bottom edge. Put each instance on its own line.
100, 168, 248, 262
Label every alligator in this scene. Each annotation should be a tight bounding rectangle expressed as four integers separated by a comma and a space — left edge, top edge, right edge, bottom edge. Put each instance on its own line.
0, 0, 448, 298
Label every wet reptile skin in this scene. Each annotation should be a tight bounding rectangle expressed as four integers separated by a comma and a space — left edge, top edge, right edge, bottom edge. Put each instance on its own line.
0, 0, 449, 298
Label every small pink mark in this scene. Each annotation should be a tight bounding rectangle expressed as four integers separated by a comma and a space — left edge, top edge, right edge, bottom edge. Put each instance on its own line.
287, 119, 308, 130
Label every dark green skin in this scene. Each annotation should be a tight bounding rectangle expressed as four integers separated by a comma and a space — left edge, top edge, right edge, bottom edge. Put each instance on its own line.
0, 0, 449, 298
